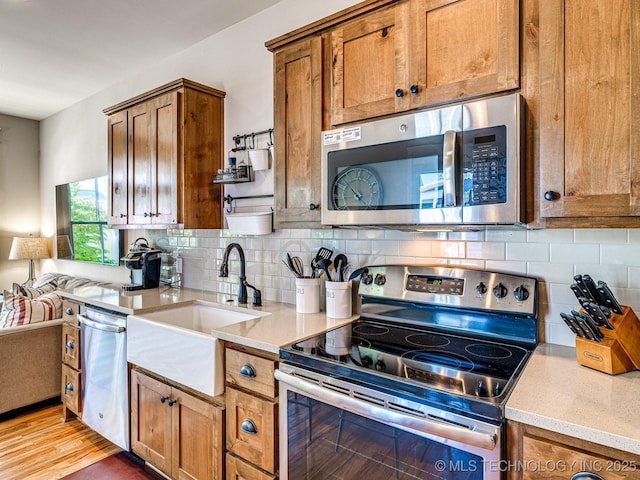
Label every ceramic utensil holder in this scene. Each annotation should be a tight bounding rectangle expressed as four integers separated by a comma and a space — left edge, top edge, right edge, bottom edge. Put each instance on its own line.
296, 278, 321, 314
575, 305, 640, 374
325, 281, 352, 318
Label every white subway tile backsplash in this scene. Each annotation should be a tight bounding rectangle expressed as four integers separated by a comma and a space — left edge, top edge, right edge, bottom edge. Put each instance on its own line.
466, 242, 505, 260
550, 243, 600, 264
506, 242, 549, 262
144, 227, 640, 348
527, 229, 574, 243
574, 228, 627, 244
527, 262, 573, 283
601, 244, 640, 266
431, 241, 465, 258
485, 228, 527, 242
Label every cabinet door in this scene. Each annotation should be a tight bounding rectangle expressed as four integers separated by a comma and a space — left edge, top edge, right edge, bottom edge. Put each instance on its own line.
107, 110, 128, 226
131, 370, 173, 476
62, 323, 81, 370
226, 453, 276, 480
171, 389, 224, 480
409, 0, 519, 108
329, 3, 410, 125
273, 35, 324, 227
151, 92, 180, 225
128, 102, 154, 225
522, 435, 632, 480
226, 387, 277, 474
539, 0, 640, 218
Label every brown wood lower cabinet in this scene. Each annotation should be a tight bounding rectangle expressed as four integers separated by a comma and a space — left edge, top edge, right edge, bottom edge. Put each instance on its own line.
61, 299, 82, 422
225, 346, 279, 479
508, 421, 640, 480
130, 369, 225, 480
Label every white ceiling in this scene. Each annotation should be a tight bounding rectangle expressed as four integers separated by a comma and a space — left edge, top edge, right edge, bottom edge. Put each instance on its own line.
0, 0, 283, 120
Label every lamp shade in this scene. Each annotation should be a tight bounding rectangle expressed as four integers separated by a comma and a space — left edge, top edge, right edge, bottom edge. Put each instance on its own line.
9, 236, 51, 260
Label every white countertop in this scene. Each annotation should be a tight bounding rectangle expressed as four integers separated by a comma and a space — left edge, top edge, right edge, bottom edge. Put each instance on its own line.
59, 285, 357, 353
506, 343, 640, 456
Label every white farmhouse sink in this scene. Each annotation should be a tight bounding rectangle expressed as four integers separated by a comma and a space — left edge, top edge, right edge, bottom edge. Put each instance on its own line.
127, 302, 263, 397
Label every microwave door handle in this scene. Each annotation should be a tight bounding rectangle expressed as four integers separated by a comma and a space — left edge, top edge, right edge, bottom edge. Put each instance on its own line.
442, 130, 457, 207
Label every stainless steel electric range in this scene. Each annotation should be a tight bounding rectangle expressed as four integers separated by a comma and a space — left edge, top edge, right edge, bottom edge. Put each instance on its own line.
276, 265, 538, 480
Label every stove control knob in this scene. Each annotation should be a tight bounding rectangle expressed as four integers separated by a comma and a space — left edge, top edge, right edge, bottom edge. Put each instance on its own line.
493, 283, 508, 299
475, 282, 487, 296
514, 285, 530, 302
361, 356, 372, 368
362, 273, 374, 285
374, 273, 386, 286
375, 359, 386, 372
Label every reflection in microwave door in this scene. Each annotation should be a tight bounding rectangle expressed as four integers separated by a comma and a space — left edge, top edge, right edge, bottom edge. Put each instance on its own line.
331, 166, 383, 210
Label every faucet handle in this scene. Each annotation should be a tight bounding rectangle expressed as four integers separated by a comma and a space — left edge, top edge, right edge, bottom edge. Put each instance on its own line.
243, 280, 262, 307
252, 289, 262, 307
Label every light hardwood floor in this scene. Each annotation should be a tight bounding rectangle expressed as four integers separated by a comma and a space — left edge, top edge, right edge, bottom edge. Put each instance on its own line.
0, 403, 120, 480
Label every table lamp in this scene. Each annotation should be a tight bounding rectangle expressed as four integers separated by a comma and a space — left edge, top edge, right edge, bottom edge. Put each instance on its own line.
9, 236, 51, 286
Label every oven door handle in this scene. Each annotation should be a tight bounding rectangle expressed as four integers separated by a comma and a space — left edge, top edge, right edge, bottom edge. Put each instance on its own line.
442, 130, 457, 207
276, 370, 496, 451
78, 314, 126, 333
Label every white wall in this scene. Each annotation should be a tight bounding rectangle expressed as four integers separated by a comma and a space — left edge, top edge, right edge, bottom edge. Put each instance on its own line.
37, 0, 640, 347
0, 114, 41, 287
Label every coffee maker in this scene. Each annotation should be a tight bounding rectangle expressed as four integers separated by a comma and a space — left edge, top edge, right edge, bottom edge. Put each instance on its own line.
122, 238, 162, 291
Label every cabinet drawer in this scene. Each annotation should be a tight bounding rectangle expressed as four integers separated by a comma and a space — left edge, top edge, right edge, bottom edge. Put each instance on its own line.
226, 452, 276, 480
226, 387, 278, 474
62, 323, 81, 370
62, 300, 81, 325
226, 348, 277, 398
61, 364, 81, 415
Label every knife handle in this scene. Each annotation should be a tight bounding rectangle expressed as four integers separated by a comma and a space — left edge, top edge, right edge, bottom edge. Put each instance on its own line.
560, 313, 579, 336
581, 274, 606, 305
576, 311, 604, 339
596, 280, 624, 315
588, 302, 614, 330
570, 283, 584, 301
573, 274, 592, 300
561, 313, 584, 337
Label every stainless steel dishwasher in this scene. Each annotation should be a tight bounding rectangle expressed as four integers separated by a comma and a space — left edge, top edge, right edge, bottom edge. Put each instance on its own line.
78, 306, 129, 450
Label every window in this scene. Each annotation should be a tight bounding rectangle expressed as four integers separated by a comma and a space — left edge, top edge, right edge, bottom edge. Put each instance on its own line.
55, 176, 122, 265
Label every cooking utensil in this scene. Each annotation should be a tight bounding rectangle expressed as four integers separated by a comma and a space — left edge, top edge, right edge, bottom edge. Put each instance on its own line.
596, 280, 624, 315
588, 302, 614, 329
571, 310, 602, 341
317, 258, 333, 281
581, 274, 606, 305
348, 267, 368, 282
577, 311, 604, 339
314, 247, 333, 262
333, 254, 348, 282
561, 312, 585, 338
291, 255, 305, 278
573, 274, 593, 301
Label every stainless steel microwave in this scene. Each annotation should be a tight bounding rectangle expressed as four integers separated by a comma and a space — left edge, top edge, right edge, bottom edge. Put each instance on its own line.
321, 94, 524, 227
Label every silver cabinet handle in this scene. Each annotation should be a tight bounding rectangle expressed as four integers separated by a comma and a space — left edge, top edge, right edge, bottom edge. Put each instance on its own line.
442, 130, 457, 207
65, 383, 74, 392
275, 369, 496, 451
65, 341, 74, 349
239, 363, 256, 378
240, 419, 257, 434
77, 314, 125, 333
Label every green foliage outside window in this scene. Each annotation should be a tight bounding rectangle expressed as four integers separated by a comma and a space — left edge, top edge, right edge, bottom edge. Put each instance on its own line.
66, 177, 119, 265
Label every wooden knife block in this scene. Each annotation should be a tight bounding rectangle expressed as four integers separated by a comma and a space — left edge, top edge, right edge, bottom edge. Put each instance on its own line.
575, 305, 640, 375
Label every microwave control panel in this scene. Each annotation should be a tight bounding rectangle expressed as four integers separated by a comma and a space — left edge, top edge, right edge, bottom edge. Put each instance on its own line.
463, 125, 507, 206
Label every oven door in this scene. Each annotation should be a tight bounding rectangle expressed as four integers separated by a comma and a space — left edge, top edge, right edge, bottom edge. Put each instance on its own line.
321, 104, 463, 226
276, 365, 502, 480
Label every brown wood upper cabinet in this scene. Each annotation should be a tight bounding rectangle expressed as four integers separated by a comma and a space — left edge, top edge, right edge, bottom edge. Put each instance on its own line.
538, 0, 640, 219
105, 78, 225, 229
329, 0, 520, 126
272, 35, 324, 228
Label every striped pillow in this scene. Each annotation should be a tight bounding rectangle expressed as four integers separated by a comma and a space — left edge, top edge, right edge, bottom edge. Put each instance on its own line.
0, 291, 63, 328
18, 282, 58, 299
